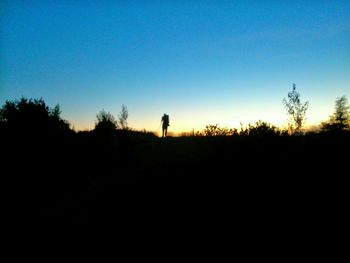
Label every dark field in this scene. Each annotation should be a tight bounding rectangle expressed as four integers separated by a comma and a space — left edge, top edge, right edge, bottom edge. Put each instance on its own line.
4, 130, 348, 227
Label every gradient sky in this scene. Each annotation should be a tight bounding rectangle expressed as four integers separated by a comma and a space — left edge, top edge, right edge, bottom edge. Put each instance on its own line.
1, 1, 349, 133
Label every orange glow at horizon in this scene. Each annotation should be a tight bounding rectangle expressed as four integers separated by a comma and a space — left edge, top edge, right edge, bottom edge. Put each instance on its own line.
66, 103, 335, 134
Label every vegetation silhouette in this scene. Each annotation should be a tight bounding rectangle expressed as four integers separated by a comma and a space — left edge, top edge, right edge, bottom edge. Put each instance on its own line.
94, 109, 118, 147
203, 124, 236, 136
283, 84, 309, 134
0, 97, 70, 136
118, 104, 129, 130
1, 96, 349, 226
239, 120, 284, 137
321, 95, 350, 133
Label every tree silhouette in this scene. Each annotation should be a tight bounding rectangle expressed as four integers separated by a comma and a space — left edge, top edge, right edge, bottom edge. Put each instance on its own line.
321, 95, 350, 132
0, 97, 69, 135
283, 84, 309, 134
118, 104, 129, 130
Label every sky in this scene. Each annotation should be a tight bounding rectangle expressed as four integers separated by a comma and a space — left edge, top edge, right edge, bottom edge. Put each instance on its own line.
1, 0, 349, 134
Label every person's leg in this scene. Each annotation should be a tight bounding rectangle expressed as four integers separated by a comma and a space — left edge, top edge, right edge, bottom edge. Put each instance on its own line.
165, 127, 167, 137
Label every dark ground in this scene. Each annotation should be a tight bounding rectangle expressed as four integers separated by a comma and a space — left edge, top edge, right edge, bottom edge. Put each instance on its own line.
4, 131, 349, 229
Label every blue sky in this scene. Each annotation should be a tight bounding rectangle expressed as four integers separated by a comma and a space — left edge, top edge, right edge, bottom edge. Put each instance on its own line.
1, 0, 349, 133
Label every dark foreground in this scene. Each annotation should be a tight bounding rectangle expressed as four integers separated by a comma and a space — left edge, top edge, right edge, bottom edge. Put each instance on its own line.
4, 131, 349, 227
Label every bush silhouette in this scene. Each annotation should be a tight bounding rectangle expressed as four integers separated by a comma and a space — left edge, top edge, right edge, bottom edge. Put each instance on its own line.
94, 109, 118, 146
95, 109, 118, 131
203, 124, 235, 136
241, 121, 281, 137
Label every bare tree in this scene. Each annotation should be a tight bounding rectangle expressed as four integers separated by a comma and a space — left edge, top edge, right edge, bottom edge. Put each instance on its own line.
283, 84, 309, 134
118, 104, 129, 130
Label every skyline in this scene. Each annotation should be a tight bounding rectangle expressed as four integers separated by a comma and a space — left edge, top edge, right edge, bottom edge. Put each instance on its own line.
1, 1, 349, 133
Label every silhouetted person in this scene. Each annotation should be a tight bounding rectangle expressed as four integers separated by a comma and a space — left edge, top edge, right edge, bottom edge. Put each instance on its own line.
161, 113, 170, 137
